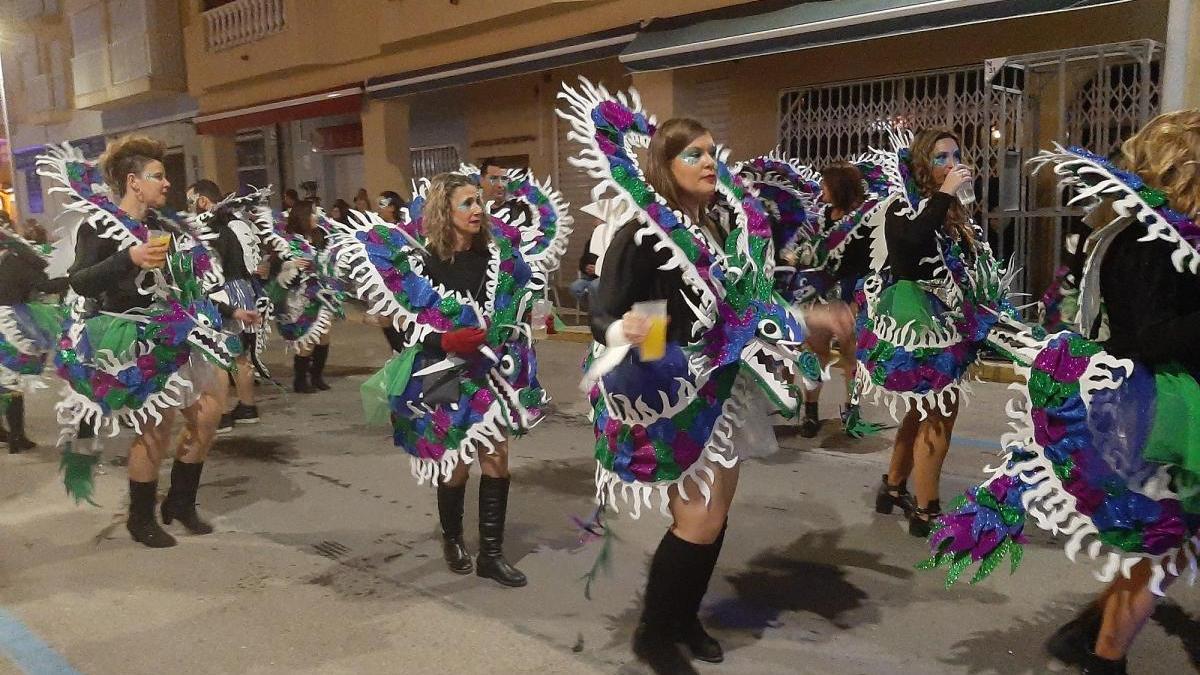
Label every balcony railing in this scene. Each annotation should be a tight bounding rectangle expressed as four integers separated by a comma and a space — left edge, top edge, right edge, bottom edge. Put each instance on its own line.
204, 0, 286, 52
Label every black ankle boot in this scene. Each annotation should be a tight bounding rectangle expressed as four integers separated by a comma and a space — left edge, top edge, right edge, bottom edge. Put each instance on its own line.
310, 345, 331, 390
798, 401, 821, 438
293, 355, 315, 393
475, 475, 526, 587
1082, 651, 1128, 674
909, 499, 942, 538
634, 530, 700, 675
875, 474, 915, 515
672, 522, 725, 663
127, 480, 176, 548
1046, 603, 1103, 667
437, 482, 473, 574
5, 397, 35, 452
162, 461, 214, 535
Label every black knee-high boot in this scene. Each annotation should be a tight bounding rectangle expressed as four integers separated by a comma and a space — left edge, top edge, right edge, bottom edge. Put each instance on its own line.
127, 480, 176, 548
437, 482, 473, 574
475, 475, 527, 587
162, 461, 214, 535
672, 522, 726, 663
5, 397, 35, 452
293, 355, 314, 393
633, 530, 701, 675
310, 345, 331, 390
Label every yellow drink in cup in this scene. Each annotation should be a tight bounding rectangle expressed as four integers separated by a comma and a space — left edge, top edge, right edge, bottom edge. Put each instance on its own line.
633, 300, 668, 361
148, 230, 172, 248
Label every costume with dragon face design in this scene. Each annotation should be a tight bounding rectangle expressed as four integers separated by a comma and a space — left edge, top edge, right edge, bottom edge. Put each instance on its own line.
35, 143, 241, 498
557, 79, 821, 517
852, 130, 1017, 420
325, 168, 571, 483
252, 205, 345, 352
191, 187, 276, 376
0, 228, 67, 411
925, 145, 1200, 596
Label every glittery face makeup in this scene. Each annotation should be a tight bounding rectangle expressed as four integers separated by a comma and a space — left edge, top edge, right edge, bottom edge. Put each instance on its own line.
449, 185, 484, 243
677, 144, 717, 166
930, 137, 963, 186
670, 133, 720, 207
133, 160, 170, 208
455, 196, 483, 212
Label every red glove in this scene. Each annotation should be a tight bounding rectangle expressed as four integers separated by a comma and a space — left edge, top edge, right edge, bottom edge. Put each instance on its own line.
440, 328, 487, 355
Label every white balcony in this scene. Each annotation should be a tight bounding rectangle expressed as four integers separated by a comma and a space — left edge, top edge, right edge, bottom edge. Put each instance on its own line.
204, 0, 287, 52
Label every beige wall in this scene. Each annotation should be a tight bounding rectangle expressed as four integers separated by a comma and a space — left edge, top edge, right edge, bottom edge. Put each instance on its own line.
184, 0, 755, 112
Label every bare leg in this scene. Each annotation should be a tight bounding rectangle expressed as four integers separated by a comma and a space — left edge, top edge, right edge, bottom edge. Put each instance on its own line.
478, 440, 510, 479
232, 353, 255, 406
669, 462, 740, 545
1094, 560, 1173, 660
887, 407, 920, 487
127, 409, 176, 482
177, 366, 227, 463
910, 400, 959, 510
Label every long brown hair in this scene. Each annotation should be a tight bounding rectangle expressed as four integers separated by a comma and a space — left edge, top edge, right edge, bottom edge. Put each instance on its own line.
820, 161, 865, 213
909, 127, 974, 251
424, 173, 492, 261
1119, 109, 1200, 219
100, 135, 165, 198
645, 117, 719, 235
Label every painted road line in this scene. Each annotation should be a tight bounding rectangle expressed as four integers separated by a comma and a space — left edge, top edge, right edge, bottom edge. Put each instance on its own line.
0, 609, 81, 675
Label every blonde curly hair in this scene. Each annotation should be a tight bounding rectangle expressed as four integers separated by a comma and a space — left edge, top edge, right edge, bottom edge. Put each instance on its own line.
424, 172, 492, 261
99, 134, 165, 197
1119, 109, 1200, 218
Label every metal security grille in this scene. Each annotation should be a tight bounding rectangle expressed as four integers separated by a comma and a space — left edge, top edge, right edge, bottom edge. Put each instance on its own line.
411, 144, 460, 180
777, 41, 1162, 303
779, 67, 991, 171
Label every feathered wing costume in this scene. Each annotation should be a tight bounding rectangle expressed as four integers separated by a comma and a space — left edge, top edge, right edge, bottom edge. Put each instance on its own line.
854, 130, 1017, 420
926, 145, 1200, 595
36, 143, 241, 502
558, 78, 823, 518
326, 168, 572, 483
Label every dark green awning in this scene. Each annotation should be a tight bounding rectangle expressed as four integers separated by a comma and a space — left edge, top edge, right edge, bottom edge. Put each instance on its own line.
620, 0, 1133, 71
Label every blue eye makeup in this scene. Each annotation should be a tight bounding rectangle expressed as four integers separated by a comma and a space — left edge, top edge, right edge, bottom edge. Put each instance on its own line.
932, 151, 963, 167
455, 197, 482, 212
678, 145, 717, 166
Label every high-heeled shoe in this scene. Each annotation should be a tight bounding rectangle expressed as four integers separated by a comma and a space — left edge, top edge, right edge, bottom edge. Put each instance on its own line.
908, 499, 941, 538
874, 474, 915, 516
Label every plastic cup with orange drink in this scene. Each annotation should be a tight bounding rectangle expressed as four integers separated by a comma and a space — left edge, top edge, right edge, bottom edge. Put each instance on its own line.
633, 300, 668, 361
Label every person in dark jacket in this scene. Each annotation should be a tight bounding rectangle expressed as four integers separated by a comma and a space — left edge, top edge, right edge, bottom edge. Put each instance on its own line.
0, 224, 67, 451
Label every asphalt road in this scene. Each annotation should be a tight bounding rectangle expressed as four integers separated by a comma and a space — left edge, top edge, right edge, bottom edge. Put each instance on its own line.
2, 317, 1196, 674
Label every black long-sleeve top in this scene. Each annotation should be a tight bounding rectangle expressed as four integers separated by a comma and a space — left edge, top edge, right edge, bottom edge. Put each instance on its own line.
419, 247, 490, 355
883, 192, 955, 281
827, 206, 872, 281
207, 208, 252, 281
591, 219, 714, 346
1099, 225, 1200, 371
0, 245, 66, 304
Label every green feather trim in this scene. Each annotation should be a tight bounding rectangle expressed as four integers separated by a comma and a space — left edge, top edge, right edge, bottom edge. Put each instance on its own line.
60, 447, 100, 506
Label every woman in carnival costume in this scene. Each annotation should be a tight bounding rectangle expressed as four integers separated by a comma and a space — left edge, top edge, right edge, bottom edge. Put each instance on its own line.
41, 136, 241, 548
857, 127, 1014, 537
187, 180, 270, 430
0, 224, 68, 452
926, 110, 1200, 675
262, 200, 343, 393
327, 169, 571, 588
559, 79, 848, 673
